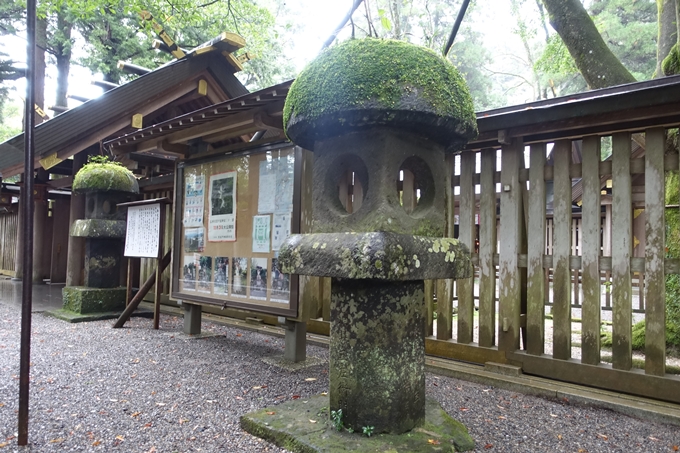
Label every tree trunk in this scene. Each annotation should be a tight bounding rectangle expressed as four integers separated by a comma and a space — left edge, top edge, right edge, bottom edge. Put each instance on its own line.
35, 17, 47, 124
55, 12, 73, 107
655, 0, 677, 77
541, 0, 636, 89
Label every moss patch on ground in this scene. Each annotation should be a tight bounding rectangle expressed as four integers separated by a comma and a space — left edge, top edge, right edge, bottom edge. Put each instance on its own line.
241, 394, 474, 452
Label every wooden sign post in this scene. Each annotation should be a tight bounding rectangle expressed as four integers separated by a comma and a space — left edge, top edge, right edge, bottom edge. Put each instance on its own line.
118, 197, 171, 329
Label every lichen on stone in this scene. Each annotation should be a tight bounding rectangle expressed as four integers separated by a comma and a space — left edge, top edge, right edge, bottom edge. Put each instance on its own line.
73, 157, 139, 194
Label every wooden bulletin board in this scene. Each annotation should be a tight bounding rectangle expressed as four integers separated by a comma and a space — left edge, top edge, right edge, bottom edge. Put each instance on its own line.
171, 143, 301, 317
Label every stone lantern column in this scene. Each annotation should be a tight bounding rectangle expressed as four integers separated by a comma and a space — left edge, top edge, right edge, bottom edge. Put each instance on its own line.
278, 38, 478, 434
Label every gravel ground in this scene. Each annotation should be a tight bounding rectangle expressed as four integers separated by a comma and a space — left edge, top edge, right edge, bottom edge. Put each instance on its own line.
0, 302, 678, 452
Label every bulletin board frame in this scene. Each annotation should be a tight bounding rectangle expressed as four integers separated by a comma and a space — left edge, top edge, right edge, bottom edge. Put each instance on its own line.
171, 142, 302, 318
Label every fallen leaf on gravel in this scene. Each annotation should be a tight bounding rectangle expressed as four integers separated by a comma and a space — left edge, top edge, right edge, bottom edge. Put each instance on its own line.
236, 334, 242, 337
320, 392, 328, 396
578, 449, 587, 453
305, 378, 317, 382
597, 433, 608, 441
142, 423, 152, 429
459, 407, 468, 411
649, 436, 660, 441
0, 442, 8, 448
179, 419, 189, 425
253, 386, 263, 390
484, 443, 493, 449
0, 403, 4, 407
557, 434, 563, 440
498, 416, 506, 420
146, 447, 156, 453
562, 397, 569, 402
131, 358, 140, 363
496, 405, 505, 410
292, 395, 301, 399
235, 396, 243, 400
550, 413, 558, 417
482, 389, 491, 392
266, 411, 276, 415
309, 419, 317, 423
672, 445, 679, 451
49, 438, 64, 443
427, 439, 440, 445
91, 440, 101, 446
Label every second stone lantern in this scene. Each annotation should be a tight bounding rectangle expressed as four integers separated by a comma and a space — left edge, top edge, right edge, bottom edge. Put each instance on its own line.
279, 38, 478, 434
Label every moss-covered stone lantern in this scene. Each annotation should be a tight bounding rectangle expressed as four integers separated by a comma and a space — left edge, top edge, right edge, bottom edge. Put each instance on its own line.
60, 158, 139, 319
278, 38, 477, 441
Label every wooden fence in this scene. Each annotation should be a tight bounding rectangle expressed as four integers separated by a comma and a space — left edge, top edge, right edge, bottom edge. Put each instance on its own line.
423, 77, 680, 404
0, 210, 18, 277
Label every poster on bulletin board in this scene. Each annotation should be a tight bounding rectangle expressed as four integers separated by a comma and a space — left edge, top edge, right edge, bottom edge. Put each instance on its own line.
172, 145, 301, 317
124, 203, 161, 258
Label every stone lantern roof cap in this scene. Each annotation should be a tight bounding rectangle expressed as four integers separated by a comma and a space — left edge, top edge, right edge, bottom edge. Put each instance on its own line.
283, 38, 478, 152
72, 159, 139, 194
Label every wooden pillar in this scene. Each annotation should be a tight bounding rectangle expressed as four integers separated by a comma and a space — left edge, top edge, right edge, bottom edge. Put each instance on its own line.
32, 178, 48, 284
478, 148, 497, 348
581, 136, 601, 365
456, 152, 475, 344
644, 127, 666, 376
498, 138, 523, 352
13, 183, 24, 280
552, 140, 572, 360
527, 143, 546, 356
66, 152, 87, 286
611, 132, 633, 371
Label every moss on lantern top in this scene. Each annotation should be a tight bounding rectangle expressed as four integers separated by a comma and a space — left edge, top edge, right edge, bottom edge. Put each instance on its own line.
72, 157, 139, 194
283, 38, 478, 150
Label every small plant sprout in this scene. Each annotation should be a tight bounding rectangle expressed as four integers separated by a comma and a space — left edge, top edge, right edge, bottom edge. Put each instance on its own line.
330, 409, 344, 432
362, 425, 375, 437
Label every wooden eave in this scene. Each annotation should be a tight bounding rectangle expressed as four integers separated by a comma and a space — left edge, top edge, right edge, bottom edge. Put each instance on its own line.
104, 80, 291, 155
0, 52, 247, 178
466, 74, 680, 150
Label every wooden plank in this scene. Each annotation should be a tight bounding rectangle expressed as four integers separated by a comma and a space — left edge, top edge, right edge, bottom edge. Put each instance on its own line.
552, 140, 572, 360
611, 132, 633, 371
527, 143, 546, 356
457, 151, 475, 344
436, 279, 453, 340
498, 138, 523, 352
581, 136, 602, 365
426, 338, 508, 365
479, 149, 497, 347
510, 351, 680, 404
424, 280, 434, 336
644, 127, 666, 376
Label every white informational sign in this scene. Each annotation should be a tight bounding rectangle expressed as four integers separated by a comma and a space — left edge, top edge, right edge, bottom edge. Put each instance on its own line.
271, 212, 291, 251
124, 203, 161, 258
208, 171, 237, 242
257, 157, 294, 214
252, 215, 271, 253
183, 174, 205, 227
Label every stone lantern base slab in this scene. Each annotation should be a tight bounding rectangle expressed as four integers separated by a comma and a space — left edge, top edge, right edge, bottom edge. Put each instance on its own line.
241, 394, 475, 452
45, 287, 152, 323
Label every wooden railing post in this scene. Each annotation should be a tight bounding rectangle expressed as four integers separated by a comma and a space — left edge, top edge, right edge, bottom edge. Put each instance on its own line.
498, 138, 523, 352
612, 132, 633, 371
